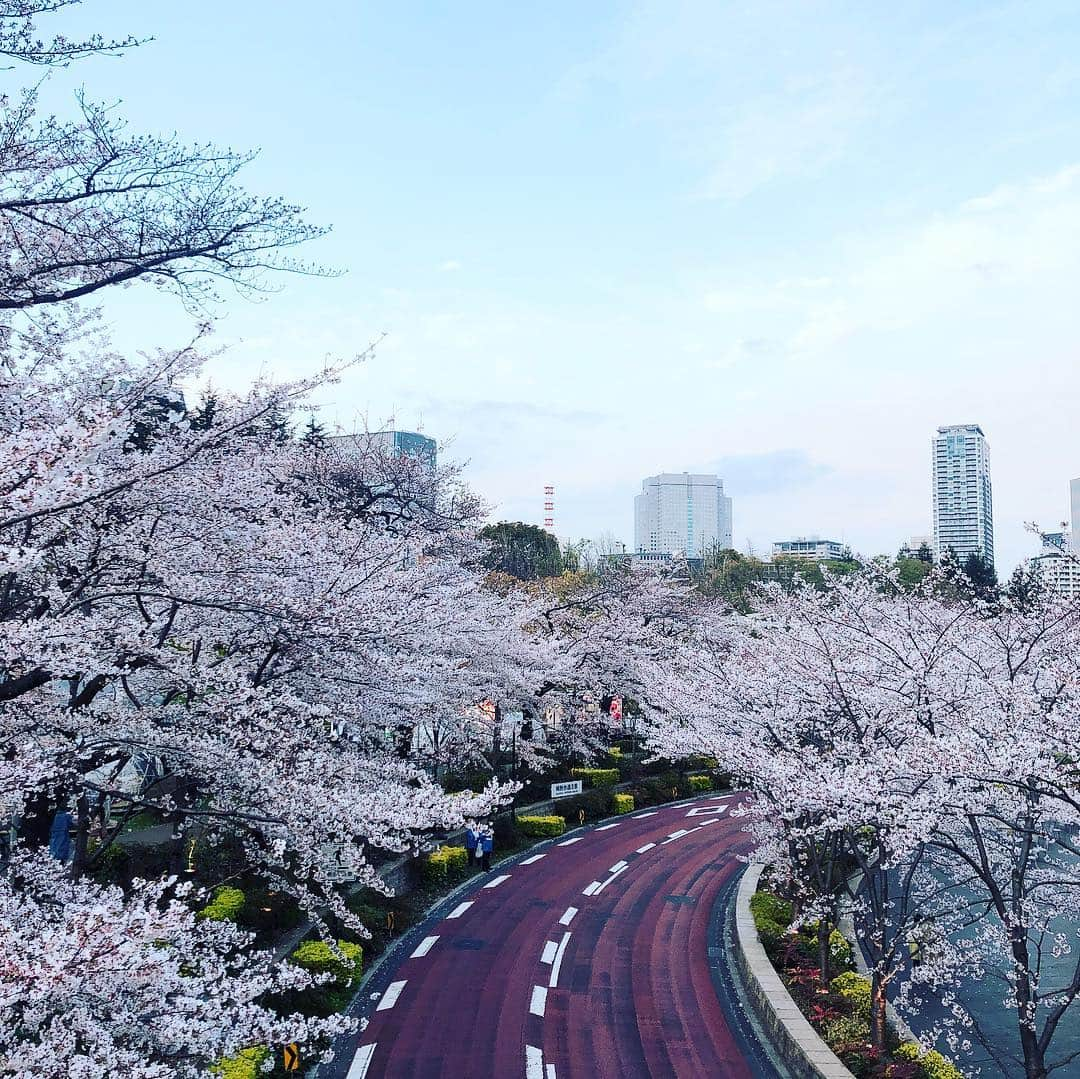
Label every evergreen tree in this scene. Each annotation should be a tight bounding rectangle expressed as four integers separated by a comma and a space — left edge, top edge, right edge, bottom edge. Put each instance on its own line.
300, 415, 327, 449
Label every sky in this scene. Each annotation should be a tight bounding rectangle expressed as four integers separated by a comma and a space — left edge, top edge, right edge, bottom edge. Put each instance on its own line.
36, 0, 1080, 572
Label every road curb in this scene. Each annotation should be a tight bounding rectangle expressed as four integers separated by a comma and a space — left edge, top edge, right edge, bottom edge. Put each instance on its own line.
734, 864, 855, 1079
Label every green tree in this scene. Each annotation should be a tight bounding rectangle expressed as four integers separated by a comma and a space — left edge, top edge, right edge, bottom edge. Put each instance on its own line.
299, 415, 327, 449
895, 557, 932, 591
479, 522, 563, 580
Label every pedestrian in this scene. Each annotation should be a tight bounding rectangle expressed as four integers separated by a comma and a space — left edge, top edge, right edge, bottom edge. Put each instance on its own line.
479, 823, 494, 872
48, 807, 73, 864
464, 822, 479, 867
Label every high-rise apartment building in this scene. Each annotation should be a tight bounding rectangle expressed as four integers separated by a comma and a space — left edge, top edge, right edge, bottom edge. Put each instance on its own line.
634, 473, 733, 558
931, 424, 994, 567
1070, 478, 1080, 554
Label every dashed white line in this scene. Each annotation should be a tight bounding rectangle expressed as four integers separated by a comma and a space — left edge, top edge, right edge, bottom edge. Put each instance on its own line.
530, 984, 548, 1016
661, 829, 690, 845
559, 906, 578, 926
521, 853, 547, 865
541, 940, 559, 964
596, 822, 621, 830
346, 1042, 377, 1079
547, 1066, 557, 1079
526, 1045, 545, 1079
635, 842, 657, 854
593, 864, 629, 894
484, 874, 511, 889
548, 932, 572, 987
557, 836, 583, 846
446, 901, 473, 919
632, 811, 658, 818
410, 935, 439, 958
582, 880, 602, 896
376, 980, 407, 1011
609, 859, 628, 873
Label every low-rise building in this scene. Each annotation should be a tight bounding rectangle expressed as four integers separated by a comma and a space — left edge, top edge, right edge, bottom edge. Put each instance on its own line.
771, 536, 847, 562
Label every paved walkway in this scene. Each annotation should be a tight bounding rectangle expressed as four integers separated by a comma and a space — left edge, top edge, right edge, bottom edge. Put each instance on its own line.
323, 795, 780, 1079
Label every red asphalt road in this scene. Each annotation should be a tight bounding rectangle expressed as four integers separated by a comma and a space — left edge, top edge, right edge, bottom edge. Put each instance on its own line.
332, 796, 757, 1079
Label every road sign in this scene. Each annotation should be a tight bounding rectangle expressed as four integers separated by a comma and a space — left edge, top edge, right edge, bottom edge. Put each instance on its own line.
283, 1043, 300, 1072
551, 780, 583, 799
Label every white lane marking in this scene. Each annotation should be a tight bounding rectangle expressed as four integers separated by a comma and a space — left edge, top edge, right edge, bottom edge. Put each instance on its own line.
686, 805, 728, 817
632, 811, 658, 818
346, 1042, 377, 1079
541, 940, 559, 964
548, 932, 572, 987
635, 842, 656, 854
484, 874, 511, 889
447, 901, 473, 919
695, 818, 721, 826
594, 864, 628, 894
609, 860, 628, 873
557, 836, 583, 846
596, 822, 621, 830
376, 980, 407, 1011
526, 1045, 545, 1079
547, 1066, 557, 1079
559, 906, 578, 926
582, 880, 602, 896
530, 984, 548, 1016
661, 829, 689, 844
410, 935, 439, 958
521, 853, 547, 865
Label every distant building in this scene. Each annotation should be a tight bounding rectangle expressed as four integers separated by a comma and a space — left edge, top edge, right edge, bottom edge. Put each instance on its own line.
327, 429, 436, 468
1031, 531, 1080, 598
898, 535, 933, 561
932, 424, 994, 567
1071, 479, 1080, 554
772, 537, 846, 562
634, 473, 733, 559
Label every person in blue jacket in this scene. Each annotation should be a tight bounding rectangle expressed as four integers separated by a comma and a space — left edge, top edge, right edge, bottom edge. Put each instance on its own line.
464, 822, 479, 867
49, 807, 73, 864
478, 824, 494, 872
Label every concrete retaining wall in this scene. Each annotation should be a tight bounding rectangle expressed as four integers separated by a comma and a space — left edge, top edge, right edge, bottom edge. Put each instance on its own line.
734, 864, 855, 1079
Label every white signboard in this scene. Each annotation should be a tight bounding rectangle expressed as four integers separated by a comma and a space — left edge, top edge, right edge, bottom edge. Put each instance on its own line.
551, 780, 584, 799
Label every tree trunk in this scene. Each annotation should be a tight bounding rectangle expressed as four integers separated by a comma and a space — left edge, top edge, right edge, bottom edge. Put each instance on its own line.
70, 791, 91, 876
817, 920, 832, 984
1011, 944, 1047, 1079
870, 973, 888, 1051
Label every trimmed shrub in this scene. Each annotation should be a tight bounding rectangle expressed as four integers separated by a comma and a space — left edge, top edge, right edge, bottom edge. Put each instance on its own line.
606, 746, 623, 759
755, 917, 787, 955
612, 793, 634, 814
212, 1047, 268, 1079
830, 971, 871, 1019
920, 1050, 964, 1079
571, 767, 619, 788
517, 815, 565, 838
199, 886, 245, 922
895, 1043, 922, 1064
421, 845, 469, 886
823, 1013, 872, 1050
555, 789, 613, 822
687, 773, 713, 792
289, 939, 363, 987
829, 927, 854, 970
749, 890, 793, 927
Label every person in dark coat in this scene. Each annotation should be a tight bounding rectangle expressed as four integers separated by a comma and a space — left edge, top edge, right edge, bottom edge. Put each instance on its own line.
464, 823, 479, 867
48, 808, 73, 863
478, 824, 494, 872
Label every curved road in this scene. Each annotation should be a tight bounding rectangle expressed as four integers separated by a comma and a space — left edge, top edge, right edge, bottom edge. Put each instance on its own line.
323, 795, 780, 1079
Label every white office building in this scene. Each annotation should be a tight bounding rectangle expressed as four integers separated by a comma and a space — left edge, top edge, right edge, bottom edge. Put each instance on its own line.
932, 424, 994, 567
772, 537, 847, 562
1031, 530, 1080, 598
1070, 478, 1080, 553
634, 473, 733, 559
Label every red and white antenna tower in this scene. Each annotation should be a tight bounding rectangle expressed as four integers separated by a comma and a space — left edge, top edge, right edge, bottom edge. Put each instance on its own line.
543, 485, 555, 532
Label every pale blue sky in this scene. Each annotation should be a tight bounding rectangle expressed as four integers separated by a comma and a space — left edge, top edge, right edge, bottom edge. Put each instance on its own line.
41, 1, 1080, 570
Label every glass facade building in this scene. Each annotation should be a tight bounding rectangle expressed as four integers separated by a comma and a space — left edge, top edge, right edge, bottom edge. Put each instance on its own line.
931, 424, 994, 567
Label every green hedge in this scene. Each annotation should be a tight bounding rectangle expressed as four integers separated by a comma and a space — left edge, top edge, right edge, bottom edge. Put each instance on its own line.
517, 815, 565, 837
894, 1043, 964, 1079
687, 774, 713, 792
421, 844, 470, 886
830, 971, 871, 1019
612, 793, 634, 814
211, 1047, 268, 1079
198, 886, 245, 922
289, 939, 363, 987
571, 767, 619, 788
